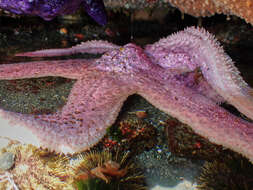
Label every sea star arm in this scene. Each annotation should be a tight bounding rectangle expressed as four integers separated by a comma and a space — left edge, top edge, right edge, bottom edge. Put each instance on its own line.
0, 70, 135, 153
16, 40, 120, 57
0, 59, 95, 80
137, 76, 253, 162
145, 27, 253, 120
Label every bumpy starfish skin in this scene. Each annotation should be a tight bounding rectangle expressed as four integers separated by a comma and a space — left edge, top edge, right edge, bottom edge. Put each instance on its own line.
144, 28, 253, 120
0, 0, 107, 25
1, 27, 253, 162
15, 40, 120, 57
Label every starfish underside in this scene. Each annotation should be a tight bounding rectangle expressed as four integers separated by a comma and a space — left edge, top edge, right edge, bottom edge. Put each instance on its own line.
1, 27, 253, 162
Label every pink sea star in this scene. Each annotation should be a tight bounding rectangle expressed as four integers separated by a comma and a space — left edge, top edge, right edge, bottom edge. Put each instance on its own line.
1, 27, 253, 162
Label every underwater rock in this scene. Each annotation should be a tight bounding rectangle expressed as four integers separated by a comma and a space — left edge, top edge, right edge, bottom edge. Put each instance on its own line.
0, 152, 15, 171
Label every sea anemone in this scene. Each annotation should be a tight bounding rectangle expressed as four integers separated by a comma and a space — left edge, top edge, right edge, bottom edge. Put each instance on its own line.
72, 150, 147, 190
197, 153, 253, 190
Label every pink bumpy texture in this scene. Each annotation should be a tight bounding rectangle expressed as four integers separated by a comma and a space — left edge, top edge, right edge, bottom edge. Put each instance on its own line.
1, 27, 253, 163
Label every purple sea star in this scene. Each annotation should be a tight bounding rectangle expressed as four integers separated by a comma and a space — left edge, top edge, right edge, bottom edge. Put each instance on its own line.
1, 27, 253, 162
0, 0, 107, 25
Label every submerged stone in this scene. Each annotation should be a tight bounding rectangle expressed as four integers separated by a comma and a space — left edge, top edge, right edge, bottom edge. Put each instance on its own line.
0, 152, 15, 170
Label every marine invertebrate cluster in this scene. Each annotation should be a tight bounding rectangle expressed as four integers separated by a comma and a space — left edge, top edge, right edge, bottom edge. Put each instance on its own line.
0, 27, 253, 164
0, 143, 145, 189
0, 143, 74, 190
104, 118, 157, 153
